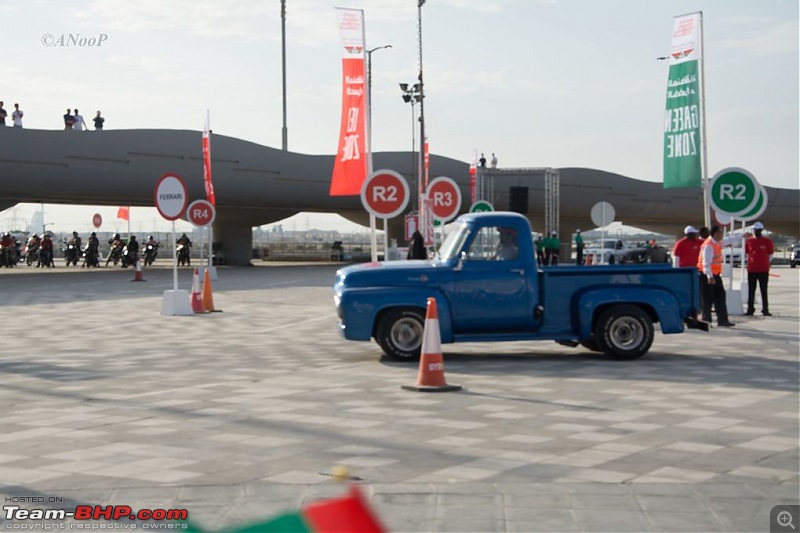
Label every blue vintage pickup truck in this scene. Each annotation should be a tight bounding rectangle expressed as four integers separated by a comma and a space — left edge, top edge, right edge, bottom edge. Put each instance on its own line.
334, 212, 705, 361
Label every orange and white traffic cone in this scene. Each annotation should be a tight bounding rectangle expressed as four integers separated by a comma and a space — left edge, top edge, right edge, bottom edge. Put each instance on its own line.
190, 267, 205, 313
585, 253, 593, 266
131, 259, 146, 282
402, 297, 461, 393
202, 268, 221, 312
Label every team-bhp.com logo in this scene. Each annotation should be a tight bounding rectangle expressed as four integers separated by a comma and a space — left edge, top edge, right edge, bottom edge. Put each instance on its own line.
4, 505, 188, 528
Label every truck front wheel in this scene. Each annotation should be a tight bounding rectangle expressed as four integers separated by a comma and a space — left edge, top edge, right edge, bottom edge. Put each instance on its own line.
594, 305, 653, 360
376, 308, 424, 362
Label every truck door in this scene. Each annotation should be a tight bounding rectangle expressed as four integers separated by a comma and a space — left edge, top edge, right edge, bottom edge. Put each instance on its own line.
451, 225, 532, 333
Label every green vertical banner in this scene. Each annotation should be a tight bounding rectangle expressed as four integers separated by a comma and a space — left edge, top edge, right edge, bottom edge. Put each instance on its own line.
663, 12, 703, 189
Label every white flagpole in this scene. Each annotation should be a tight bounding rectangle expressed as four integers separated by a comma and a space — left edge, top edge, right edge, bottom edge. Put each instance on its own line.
699, 11, 710, 228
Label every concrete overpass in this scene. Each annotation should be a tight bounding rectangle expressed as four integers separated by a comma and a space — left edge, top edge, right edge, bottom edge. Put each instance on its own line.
0, 128, 797, 264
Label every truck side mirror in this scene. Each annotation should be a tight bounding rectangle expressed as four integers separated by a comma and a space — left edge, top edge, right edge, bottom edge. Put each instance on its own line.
455, 251, 467, 271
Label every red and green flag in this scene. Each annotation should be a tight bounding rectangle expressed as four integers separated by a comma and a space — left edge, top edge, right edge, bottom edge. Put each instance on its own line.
186, 486, 386, 533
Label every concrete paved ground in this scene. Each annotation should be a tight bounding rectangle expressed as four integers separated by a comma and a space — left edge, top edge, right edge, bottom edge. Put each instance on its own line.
0, 262, 797, 532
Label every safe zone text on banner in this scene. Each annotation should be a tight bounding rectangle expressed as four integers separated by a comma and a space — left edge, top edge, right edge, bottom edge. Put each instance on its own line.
663, 12, 704, 189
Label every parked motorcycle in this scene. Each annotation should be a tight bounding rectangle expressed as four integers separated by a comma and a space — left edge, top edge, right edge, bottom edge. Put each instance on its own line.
64, 242, 80, 266
106, 244, 123, 266
25, 244, 39, 266
82, 244, 100, 268
121, 245, 137, 268
143, 243, 158, 266
177, 243, 190, 266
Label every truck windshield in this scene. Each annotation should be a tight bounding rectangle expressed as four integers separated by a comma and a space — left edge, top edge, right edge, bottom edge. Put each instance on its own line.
437, 222, 470, 260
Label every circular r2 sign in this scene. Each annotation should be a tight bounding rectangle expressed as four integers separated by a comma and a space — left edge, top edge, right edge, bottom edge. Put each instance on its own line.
186, 199, 216, 227
360, 169, 409, 219
708, 167, 759, 218
154, 173, 188, 221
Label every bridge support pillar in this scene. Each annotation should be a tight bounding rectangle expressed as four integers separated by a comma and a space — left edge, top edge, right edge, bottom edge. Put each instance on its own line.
212, 222, 253, 266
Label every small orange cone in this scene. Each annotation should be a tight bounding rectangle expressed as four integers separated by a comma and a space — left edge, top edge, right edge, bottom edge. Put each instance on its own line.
131, 259, 146, 282
402, 297, 461, 393
202, 268, 221, 312
190, 268, 205, 313
585, 253, 593, 266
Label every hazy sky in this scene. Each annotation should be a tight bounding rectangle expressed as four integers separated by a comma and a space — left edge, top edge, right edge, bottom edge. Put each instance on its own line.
1, 0, 797, 233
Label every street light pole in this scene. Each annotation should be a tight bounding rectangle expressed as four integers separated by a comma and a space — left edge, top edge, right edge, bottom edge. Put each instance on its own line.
366, 44, 392, 153
417, 0, 427, 241
281, 0, 288, 151
400, 83, 422, 214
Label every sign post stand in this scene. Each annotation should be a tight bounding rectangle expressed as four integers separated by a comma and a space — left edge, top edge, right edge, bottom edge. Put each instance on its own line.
155, 173, 192, 316
361, 169, 410, 262
187, 199, 218, 280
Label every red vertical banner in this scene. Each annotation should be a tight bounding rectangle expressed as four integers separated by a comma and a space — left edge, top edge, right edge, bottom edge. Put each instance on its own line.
424, 136, 430, 188
330, 8, 368, 196
203, 111, 216, 206
116, 206, 129, 221
469, 159, 477, 205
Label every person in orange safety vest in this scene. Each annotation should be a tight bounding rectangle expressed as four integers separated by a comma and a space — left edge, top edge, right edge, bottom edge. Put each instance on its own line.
697, 225, 735, 327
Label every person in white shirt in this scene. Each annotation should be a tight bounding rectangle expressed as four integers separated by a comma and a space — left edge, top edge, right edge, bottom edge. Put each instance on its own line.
73, 109, 87, 131
490, 153, 498, 168
11, 103, 23, 127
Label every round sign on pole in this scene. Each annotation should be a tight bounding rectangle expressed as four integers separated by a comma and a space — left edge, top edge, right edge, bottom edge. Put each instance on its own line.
590, 201, 615, 227
713, 209, 733, 226
154, 173, 189, 221
186, 199, 216, 227
470, 200, 494, 213
426, 176, 462, 222
360, 169, 409, 219
708, 167, 759, 218
92, 213, 102, 229
736, 184, 768, 222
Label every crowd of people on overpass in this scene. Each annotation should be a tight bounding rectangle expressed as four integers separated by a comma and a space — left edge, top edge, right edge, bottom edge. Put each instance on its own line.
0, 101, 105, 130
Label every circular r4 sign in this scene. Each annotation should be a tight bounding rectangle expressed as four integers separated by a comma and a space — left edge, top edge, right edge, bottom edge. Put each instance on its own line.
186, 199, 216, 227
92, 213, 103, 229
426, 176, 462, 222
361, 169, 409, 219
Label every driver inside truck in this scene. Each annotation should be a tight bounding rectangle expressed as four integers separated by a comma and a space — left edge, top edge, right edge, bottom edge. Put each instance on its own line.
495, 227, 519, 261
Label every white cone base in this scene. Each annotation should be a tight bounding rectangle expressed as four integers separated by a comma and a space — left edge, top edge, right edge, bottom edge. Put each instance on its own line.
161, 290, 194, 316
727, 289, 744, 316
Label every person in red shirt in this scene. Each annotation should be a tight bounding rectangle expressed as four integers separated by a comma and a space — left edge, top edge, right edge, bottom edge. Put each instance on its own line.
672, 225, 703, 268
745, 221, 774, 316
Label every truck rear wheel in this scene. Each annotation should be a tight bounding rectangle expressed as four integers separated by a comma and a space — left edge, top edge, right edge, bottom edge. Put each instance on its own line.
376, 308, 424, 362
594, 305, 653, 360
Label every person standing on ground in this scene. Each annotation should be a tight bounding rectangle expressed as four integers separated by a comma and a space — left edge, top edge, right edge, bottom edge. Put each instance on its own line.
407, 231, 426, 260
697, 225, 735, 327
0, 101, 7, 126
535, 235, 545, 265
673, 225, 702, 268
73, 109, 87, 131
93, 111, 105, 130
574, 229, 584, 265
548, 231, 560, 266
63, 109, 74, 130
745, 221, 773, 316
11, 103, 23, 127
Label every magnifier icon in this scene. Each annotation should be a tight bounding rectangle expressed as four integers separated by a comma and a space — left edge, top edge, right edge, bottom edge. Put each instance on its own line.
778, 511, 796, 530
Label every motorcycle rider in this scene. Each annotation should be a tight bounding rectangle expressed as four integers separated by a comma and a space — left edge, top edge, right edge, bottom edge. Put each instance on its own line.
39, 233, 55, 267
106, 233, 124, 266
124, 235, 139, 267
0, 232, 14, 266
84, 232, 100, 267
177, 233, 192, 266
66, 231, 82, 265
143, 235, 159, 265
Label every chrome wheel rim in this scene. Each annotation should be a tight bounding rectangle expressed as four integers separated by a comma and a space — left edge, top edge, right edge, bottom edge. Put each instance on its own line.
609, 316, 644, 350
390, 317, 423, 353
